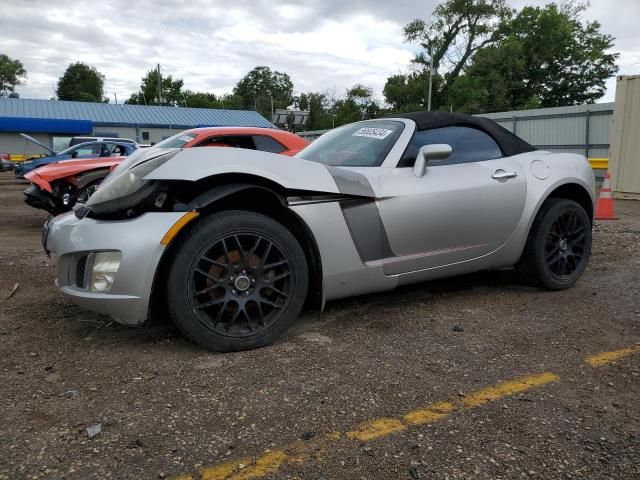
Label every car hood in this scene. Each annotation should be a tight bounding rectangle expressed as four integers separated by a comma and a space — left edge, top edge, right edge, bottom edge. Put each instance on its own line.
25, 157, 124, 184
20, 133, 57, 155
144, 147, 375, 197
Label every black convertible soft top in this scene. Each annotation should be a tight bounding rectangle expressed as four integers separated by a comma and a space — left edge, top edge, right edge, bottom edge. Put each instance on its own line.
392, 111, 536, 157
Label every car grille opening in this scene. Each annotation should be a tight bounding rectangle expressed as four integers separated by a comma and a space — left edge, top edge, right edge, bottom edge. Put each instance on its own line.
75, 255, 88, 288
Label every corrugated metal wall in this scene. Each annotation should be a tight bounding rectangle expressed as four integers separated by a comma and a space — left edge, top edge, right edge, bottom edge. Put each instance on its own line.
609, 75, 640, 199
477, 102, 614, 159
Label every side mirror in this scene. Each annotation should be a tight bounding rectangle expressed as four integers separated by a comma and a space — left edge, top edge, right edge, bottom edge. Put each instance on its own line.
71, 151, 78, 158
413, 144, 452, 177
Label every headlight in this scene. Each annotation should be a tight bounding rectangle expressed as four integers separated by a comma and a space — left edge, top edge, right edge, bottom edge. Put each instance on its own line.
86, 149, 178, 208
89, 251, 122, 293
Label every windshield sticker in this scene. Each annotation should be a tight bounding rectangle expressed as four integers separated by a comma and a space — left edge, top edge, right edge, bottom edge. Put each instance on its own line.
179, 135, 194, 143
352, 127, 394, 140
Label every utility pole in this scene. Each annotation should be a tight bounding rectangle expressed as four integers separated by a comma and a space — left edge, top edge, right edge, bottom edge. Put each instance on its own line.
270, 92, 274, 119
427, 46, 433, 112
114, 92, 118, 104
157, 63, 162, 105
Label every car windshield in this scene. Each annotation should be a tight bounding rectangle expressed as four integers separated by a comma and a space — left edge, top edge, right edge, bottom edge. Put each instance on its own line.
154, 132, 197, 149
297, 120, 404, 167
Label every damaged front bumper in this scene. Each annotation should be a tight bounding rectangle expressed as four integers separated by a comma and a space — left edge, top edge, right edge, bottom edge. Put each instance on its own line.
24, 184, 58, 213
44, 211, 185, 325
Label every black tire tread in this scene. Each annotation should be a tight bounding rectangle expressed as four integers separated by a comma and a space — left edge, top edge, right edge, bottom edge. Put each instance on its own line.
166, 209, 308, 352
516, 198, 591, 290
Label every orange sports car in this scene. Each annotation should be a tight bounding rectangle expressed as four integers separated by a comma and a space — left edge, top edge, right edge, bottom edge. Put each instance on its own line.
24, 127, 309, 215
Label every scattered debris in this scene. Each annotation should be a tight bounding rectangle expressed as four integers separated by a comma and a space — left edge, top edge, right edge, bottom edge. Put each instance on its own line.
300, 431, 317, 441
6, 282, 19, 299
86, 423, 102, 439
59, 389, 78, 398
97, 320, 114, 330
453, 325, 465, 332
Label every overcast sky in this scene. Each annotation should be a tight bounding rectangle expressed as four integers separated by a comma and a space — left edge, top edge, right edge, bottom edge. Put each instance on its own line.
4, 0, 640, 105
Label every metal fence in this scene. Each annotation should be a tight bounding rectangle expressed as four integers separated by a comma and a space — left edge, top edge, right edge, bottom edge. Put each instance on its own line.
478, 102, 614, 162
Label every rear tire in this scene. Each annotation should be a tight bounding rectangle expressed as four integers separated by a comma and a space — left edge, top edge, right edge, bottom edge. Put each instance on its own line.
166, 210, 309, 352
516, 198, 592, 290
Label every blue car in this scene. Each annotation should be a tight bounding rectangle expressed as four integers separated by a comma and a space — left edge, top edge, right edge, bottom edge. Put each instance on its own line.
14, 134, 137, 178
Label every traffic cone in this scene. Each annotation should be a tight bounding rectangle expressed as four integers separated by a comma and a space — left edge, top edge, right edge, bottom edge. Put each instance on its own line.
595, 171, 618, 220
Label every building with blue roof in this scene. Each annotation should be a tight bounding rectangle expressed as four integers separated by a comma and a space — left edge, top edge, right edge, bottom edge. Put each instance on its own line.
0, 98, 273, 154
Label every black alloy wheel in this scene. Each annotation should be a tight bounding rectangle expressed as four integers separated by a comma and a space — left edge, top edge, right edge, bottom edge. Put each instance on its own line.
167, 210, 309, 352
188, 232, 293, 337
544, 211, 588, 279
517, 198, 592, 290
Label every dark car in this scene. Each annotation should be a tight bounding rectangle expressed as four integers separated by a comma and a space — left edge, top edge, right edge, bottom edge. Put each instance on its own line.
0, 154, 13, 172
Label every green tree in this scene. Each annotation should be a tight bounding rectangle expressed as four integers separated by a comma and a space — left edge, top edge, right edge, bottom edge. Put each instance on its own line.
125, 68, 184, 106
182, 90, 220, 108
293, 92, 334, 130
56, 62, 106, 102
383, 71, 446, 113
331, 85, 380, 126
448, 2, 619, 112
233, 66, 294, 118
402, 0, 510, 106
0, 54, 27, 97
181, 91, 245, 110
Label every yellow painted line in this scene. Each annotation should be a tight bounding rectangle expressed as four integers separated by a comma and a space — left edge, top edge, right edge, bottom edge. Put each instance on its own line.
175, 372, 558, 480
346, 417, 406, 441
403, 401, 455, 425
227, 449, 289, 480
460, 372, 559, 409
585, 345, 640, 367
201, 458, 251, 480
200, 444, 309, 480
588, 158, 608, 170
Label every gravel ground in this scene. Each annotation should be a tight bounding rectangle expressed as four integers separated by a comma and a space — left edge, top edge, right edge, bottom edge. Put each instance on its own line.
0, 171, 639, 480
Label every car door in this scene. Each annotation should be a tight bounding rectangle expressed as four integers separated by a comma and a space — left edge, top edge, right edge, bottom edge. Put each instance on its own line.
377, 126, 527, 276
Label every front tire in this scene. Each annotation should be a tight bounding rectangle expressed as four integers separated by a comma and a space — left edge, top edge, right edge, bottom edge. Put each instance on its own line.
166, 210, 309, 352
517, 198, 592, 290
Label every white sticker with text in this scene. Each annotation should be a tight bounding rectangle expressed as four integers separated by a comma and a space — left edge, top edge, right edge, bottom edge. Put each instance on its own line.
352, 127, 393, 140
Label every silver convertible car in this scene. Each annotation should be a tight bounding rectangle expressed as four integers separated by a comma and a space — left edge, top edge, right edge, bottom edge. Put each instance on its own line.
44, 112, 595, 351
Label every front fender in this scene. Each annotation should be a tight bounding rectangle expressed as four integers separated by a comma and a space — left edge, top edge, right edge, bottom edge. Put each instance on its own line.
144, 148, 374, 197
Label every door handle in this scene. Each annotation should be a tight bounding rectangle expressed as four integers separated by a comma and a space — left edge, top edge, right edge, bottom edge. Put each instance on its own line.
492, 169, 518, 180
